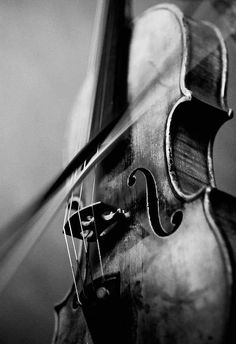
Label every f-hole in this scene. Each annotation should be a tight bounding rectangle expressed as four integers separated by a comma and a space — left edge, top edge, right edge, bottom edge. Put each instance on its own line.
128, 167, 182, 237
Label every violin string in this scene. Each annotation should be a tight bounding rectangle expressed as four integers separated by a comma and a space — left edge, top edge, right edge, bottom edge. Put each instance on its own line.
69, 191, 87, 254
68, 192, 88, 298
77, 168, 87, 254
62, 170, 90, 301
86, 247, 95, 289
71, 189, 94, 287
91, 172, 105, 280
76, 258, 87, 299
62, 205, 81, 305
75, 164, 95, 287
67, 192, 79, 262
72, 167, 95, 287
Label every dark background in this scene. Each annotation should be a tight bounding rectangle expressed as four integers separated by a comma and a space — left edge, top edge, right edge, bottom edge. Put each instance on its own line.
0, 1, 235, 343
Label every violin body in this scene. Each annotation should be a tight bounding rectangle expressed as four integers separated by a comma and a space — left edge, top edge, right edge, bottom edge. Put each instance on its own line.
53, 4, 236, 344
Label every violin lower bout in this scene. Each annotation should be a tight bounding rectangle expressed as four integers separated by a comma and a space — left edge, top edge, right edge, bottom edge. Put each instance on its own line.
53, 188, 234, 344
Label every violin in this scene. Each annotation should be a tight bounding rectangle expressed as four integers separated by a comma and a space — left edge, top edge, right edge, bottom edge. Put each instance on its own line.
53, 1, 236, 343
0, 1, 236, 344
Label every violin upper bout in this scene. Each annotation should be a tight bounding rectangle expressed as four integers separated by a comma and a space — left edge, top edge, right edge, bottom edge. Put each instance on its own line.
128, 3, 230, 110
128, 4, 190, 102
128, 3, 233, 202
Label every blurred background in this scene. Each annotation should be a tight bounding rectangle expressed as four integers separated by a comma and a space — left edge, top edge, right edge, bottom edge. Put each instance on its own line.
0, 0, 235, 343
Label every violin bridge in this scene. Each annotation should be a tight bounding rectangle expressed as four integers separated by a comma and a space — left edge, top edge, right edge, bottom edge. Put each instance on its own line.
64, 201, 130, 241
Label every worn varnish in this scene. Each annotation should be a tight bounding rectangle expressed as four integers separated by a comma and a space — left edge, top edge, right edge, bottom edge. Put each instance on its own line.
53, 3, 236, 344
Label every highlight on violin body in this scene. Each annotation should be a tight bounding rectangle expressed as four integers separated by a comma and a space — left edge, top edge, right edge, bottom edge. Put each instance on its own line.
0, 1, 236, 343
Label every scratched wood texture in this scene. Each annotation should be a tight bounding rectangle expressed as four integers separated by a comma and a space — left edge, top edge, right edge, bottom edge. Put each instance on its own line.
53, 4, 236, 344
